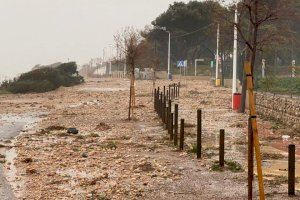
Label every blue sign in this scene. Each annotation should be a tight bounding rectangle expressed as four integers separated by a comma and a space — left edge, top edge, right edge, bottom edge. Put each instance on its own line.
177, 60, 185, 68
177, 60, 188, 68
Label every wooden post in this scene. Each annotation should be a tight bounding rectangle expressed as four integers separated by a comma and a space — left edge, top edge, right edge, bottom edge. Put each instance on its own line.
288, 144, 295, 196
178, 82, 180, 98
180, 119, 184, 150
167, 100, 171, 130
160, 92, 163, 120
173, 83, 176, 98
219, 129, 225, 167
163, 95, 166, 124
174, 104, 178, 146
168, 84, 171, 100
248, 117, 253, 200
197, 109, 202, 159
159, 93, 162, 118
169, 113, 174, 140
244, 61, 265, 200
154, 88, 157, 110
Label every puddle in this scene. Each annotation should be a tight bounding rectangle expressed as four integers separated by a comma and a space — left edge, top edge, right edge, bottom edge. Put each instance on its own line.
0, 113, 43, 139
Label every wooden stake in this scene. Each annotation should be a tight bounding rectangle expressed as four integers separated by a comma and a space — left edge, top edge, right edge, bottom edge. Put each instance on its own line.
180, 119, 184, 150
288, 144, 295, 196
248, 117, 253, 200
174, 104, 178, 146
219, 129, 225, 167
244, 61, 265, 200
197, 109, 202, 159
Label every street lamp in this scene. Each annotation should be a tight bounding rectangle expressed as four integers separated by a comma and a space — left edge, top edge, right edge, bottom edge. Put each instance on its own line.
156, 26, 171, 80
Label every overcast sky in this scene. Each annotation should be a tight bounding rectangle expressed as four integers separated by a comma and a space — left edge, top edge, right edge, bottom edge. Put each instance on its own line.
0, 0, 190, 77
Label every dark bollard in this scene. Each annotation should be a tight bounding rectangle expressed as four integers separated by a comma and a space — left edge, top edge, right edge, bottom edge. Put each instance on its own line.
219, 129, 225, 167
159, 93, 162, 118
163, 86, 166, 98
160, 92, 163, 119
174, 104, 178, 146
162, 95, 166, 124
288, 144, 295, 196
179, 119, 185, 150
178, 82, 180, 98
173, 83, 176, 99
167, 90, 169, 103
169, 113, 174, 140
167, 100, 171, 130
197, 109, 202, 159
154, 89, 157, 110
168, 84, 171, 99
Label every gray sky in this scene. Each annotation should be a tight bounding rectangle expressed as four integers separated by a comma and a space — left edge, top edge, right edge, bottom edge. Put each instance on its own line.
0, 0, 189, 77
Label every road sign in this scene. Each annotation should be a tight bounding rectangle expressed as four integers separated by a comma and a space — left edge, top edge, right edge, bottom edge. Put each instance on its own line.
177, 60, 185, 68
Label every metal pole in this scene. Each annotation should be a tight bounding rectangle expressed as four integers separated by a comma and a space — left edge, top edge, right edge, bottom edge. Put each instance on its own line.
216, 24, 220, 83
232, 6, 238, 108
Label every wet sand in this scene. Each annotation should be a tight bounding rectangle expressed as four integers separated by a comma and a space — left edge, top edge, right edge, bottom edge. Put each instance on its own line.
0, 113, 41, 199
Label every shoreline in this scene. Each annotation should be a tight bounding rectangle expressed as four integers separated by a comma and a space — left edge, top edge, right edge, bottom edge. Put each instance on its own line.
0, 112, 43, 199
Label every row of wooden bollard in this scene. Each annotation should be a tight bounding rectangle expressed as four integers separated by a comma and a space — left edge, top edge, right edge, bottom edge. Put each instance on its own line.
154, 84, 297, 198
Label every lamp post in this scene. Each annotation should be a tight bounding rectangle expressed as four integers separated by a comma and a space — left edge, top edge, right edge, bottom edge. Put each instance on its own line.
232, 5, 238, 109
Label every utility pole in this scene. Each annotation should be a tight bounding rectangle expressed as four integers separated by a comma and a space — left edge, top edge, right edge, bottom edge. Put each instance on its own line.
167, 31, 171, 80
216, 24, 220, 86
232, 6, 238, 108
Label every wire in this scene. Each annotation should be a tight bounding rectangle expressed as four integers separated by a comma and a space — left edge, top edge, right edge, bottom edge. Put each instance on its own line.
172, 23, 214, 39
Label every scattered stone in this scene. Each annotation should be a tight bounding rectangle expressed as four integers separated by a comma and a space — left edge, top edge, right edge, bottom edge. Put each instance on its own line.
22, 157, 33, 163
67, 128, 79, 134
26, 168, 37, 174
81, 152, 88, 158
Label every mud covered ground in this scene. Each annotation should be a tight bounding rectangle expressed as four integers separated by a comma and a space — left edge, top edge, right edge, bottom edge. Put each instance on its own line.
0, 78, 299, 199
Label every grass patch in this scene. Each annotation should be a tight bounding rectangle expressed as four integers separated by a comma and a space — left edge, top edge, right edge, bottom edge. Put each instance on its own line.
187, 143, 197, 154
88, 133, 99, 137
262, 153, 286, 160
106, 141, 117, 150
256, 77, 300, 96
210, 160, 243, 172
46, 125, 66, 131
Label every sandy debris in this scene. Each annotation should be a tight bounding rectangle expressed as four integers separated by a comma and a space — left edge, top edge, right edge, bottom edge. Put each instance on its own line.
0, 78, 298, 199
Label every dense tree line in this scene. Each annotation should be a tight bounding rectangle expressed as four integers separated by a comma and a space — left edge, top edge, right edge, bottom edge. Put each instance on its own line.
139, 0, 300, 77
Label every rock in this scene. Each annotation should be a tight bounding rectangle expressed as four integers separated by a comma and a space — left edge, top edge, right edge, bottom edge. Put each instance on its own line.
81, 152, 88, 158
67, 128, 78, 134
282, 135, 290, 141
22, 157, 33, 163
26, 168, 37, 174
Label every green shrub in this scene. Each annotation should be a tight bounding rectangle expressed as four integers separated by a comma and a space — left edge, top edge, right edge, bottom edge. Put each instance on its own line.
1, 62, 84, 94
256, 77, 300, 95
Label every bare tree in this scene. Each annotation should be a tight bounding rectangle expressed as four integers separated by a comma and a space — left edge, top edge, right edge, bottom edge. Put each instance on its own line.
233, 0, 298, 112
136, 36, 160, 96
114, 27, 142, 120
